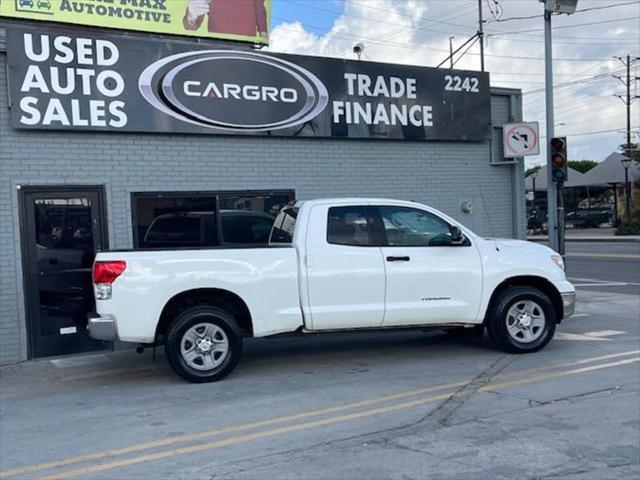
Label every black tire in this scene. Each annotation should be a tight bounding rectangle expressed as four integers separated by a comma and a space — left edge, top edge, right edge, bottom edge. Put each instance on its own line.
165, 306, 243, 383
486, 286, 557, 354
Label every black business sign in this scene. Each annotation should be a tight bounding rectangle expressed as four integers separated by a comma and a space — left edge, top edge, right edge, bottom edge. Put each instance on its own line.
6, 26, 492, 141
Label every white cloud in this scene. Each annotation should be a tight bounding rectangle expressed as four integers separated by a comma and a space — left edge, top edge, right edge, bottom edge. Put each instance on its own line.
268, 0, 640, 167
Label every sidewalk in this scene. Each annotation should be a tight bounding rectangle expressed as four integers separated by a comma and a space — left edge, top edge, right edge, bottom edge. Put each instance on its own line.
528, 227, 640, 243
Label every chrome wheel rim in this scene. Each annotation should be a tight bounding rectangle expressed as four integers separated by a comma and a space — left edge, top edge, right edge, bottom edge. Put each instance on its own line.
506, 300, 546, 343
180, 323, 229, 371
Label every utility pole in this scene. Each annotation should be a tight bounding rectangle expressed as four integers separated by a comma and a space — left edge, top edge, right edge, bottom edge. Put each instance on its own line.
477, 0, 485, 72
449, 36, 454, 69
614, 54, 640, 221
544, 9, 558, 252
614, 55, 633, 156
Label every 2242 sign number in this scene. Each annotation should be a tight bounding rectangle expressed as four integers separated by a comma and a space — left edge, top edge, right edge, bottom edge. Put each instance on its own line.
444, 75, 480, 93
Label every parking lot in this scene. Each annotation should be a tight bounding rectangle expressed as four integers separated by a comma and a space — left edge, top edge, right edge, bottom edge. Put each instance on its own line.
1, 242, 639, 480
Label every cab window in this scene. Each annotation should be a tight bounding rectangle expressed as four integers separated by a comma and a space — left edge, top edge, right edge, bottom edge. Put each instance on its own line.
327, 206, 372, 246
377, 206, 454, 247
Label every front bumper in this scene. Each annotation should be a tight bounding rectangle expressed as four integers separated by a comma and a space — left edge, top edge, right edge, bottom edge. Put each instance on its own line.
87, 313, 117, 341
561, 292, 576, 318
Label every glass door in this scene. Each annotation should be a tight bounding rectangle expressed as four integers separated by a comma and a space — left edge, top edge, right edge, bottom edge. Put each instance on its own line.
21, 188, 110, 358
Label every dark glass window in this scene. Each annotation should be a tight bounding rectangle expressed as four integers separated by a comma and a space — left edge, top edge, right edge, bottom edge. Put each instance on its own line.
270, 207, 298, 244
133, 191, 294, 249
378, 206, 452, 247
219, 193, 291, 245
135, 196, 217, 249
327, 206, 371, 246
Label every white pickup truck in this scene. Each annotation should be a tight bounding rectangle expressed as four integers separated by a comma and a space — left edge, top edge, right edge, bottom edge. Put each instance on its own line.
89, 198, 575, 382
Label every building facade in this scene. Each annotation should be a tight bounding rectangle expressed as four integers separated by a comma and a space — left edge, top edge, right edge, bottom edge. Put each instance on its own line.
0, 24, 525, 364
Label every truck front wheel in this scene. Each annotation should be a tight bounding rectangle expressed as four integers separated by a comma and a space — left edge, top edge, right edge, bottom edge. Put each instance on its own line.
165, 306, 243, 383
486, 286, 556, 353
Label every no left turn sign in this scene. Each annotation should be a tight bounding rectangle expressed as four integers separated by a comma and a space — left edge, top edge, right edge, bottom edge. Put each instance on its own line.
503, 122, 540, 157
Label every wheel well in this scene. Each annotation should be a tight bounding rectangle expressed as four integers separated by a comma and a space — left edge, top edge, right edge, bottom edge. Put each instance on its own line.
484, 276, 564, 323
156, 288, 253, 342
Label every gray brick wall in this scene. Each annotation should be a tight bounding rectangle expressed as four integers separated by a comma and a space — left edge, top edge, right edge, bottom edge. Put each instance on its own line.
0, 49, 524, 364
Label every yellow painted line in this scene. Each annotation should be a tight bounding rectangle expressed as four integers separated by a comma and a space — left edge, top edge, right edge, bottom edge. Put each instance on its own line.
36, 357, 640, 480
565, 253, 640, 259
480, 357, 639, 392
2, 349, 638, 479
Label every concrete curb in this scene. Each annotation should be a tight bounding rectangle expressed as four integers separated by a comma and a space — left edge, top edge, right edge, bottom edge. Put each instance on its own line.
527, 236, 640, 243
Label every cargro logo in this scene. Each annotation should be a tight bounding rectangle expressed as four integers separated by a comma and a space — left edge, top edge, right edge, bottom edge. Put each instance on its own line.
139, 51, 329, 132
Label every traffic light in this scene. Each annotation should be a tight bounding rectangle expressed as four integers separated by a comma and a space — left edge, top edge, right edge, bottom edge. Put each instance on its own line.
550, 137, 568, 183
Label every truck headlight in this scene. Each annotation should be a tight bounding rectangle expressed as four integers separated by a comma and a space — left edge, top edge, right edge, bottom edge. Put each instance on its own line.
551, 255, 564, 271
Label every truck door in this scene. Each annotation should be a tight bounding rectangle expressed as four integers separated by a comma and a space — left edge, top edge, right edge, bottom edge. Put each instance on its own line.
373, 205, 483, 326
304, 205, 386, 330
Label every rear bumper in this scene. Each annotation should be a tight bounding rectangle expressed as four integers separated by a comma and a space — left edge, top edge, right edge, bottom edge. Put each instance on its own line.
87, 313, 117, 341
561, 292, 576, 318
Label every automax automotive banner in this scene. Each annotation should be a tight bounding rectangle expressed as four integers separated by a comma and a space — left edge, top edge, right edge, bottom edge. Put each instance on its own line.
6, 26, 492, 141
1, 0, 270, 45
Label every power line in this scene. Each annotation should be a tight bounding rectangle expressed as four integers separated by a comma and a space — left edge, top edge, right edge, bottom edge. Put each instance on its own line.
280, 0, 481, 43
539, 127, 639, 138
485, 34, 638, 46
378, 3, 478, 43
271, 19, 618, 63
276, 0, 638, 44
524, 80, 623, 111
489, 16, 640, 36
525, 92, 622, 118
486, 0, 640, 23
525, 83, 620, 110
522, 69, 628, 95
280, 0, 477, 38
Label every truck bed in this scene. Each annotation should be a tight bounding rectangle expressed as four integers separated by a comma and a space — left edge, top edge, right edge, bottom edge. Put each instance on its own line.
95, 247, 303, 343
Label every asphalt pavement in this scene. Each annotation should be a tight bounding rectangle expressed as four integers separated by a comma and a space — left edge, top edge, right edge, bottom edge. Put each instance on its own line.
565, 241, 640, 296
1, 249, 639, 480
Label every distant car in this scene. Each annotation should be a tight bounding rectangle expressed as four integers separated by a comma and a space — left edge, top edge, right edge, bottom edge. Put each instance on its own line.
566, 210, 611, 229
19, 0, 34, 7
37, 0, 51, 8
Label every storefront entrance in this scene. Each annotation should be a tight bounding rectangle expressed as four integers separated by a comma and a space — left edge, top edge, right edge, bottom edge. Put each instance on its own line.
20, 187, 110, 358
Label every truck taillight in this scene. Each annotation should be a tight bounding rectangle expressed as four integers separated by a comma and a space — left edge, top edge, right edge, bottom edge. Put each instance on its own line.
93, 261, 126, 284
93, 261, 126, 300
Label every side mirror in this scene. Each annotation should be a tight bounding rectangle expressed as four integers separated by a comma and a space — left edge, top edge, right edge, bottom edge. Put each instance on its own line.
450, 226, 464, 245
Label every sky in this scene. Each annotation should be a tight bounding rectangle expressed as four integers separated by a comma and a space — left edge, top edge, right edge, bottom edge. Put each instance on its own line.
267, 0, 640, 168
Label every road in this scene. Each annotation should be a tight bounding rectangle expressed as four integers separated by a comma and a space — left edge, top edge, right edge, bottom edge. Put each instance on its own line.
1, 247, 639, 480
565, 241, 640, 296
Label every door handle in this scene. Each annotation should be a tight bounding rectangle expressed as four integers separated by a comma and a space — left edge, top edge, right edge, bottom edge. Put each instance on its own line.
386, 256, 410, 262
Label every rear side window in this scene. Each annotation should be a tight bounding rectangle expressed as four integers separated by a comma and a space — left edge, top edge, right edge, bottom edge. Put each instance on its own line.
270, 207, 298, 244
327, 206, 371, 246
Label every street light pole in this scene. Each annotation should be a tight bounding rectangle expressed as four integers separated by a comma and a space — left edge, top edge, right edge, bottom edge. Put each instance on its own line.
622, 157, 632, 221
544, 9, 559, 252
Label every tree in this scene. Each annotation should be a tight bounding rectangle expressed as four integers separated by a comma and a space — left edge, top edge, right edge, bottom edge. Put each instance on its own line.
567, 160, 598, 174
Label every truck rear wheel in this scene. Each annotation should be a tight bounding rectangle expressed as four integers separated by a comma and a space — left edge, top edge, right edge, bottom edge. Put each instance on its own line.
165, 306, 243, 383
486, 286, 556, 354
